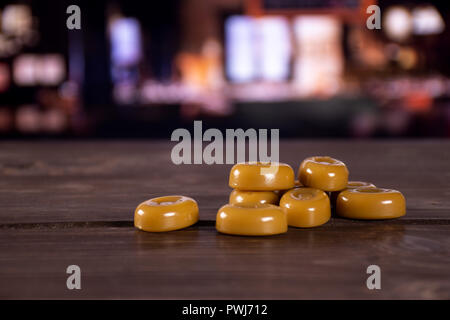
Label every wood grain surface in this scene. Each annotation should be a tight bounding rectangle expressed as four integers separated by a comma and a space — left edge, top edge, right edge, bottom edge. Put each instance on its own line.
0, 140, 449, 299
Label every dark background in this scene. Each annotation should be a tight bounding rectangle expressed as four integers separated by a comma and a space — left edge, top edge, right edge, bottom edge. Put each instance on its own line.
1, 0, 450, 138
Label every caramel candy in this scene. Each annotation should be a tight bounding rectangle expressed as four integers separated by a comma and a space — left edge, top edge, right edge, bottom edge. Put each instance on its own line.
134, 196, 199, 232
299, 156, 348, 191
216, 203, 287, 236
229, 162, 295, 191
336, 187, 406, 220
229, 189, 279, 205
330, 181, 376, 206
280, 187, 330, 228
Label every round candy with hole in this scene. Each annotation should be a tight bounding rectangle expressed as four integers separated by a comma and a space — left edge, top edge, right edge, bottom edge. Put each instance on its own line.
299, 156, 349, 191
330, 181, 376, 206
336, 187, 406, 220
229, 162, 295, 191
216, 203, 287, 236
280, 187, 331, 228
134, 195, 199, 232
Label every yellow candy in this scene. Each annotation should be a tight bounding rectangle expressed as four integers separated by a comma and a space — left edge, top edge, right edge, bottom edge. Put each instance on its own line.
229, 189, 279, 205
330, 181, 376, 206
336, 187, 406, 220
216, 203, 287, 236
134, 196, 199, 232
280, 187, 330, 228
299, 156, 349, 191
229, 162, 295, 191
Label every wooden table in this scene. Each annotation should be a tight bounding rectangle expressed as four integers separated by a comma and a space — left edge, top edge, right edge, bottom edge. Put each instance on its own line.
0, 140, 449, 299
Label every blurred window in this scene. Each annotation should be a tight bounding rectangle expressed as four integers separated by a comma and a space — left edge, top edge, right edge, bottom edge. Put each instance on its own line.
293, 16, 343, 97
2, 5, 32, 36
412, 6, 445, 35
13, 54, 65, 86
225, 15, 290, 83
110, 18, 142, 68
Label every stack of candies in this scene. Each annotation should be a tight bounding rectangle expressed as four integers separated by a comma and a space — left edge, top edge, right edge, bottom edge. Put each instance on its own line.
134, 156, 405, 236
216, 157, 405, 236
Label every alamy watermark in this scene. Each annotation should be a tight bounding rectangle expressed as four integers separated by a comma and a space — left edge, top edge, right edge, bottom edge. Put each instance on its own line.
366, 265, 381, 290
66, 264, 81, 290
170, 121, 280, 174
66, 5, 81, 30
65, 5, 381, 35
367, 5, 381, 30
171, 121, 279, 165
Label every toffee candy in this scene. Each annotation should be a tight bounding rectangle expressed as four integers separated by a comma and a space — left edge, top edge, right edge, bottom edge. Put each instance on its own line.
229, 189, 279, 205
336, 187, 406, 220
280, 187, 331, 228
216, 203, 287, 236
299, 156, 348, 192
229, 162, 295, 191
330, 181, 376, 206
134, 195, 199, 232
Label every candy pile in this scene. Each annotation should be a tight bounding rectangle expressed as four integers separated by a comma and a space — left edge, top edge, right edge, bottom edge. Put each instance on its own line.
134, 156, 406, 235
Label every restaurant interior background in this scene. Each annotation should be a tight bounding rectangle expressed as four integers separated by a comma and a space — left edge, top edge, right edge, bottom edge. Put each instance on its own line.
0, 0, 449, 139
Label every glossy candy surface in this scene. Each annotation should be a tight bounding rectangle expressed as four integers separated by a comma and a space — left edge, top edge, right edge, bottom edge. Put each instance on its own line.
330, 181, 376, 206
229, 162, 295, 191
280, 187, 331, 228
229, 190, 279, 205
299, 156, 349, 191
216, 203, 287, 236
336, 187, 406, 220
134, 195, 199, 232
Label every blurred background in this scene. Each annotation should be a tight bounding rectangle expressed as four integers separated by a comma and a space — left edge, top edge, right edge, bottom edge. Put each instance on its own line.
0, 0, 449, 138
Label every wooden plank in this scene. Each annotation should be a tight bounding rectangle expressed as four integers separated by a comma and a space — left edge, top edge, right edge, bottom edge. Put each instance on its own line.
0, 140, 449, 223
0, 223, 449, 299
1, 141, 448, 300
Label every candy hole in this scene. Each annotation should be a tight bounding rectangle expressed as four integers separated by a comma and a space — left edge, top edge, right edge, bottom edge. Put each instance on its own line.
314, 156, 336, 164
152, 196, 183, 205
356, 188, 383, 193
291, 189, 317, 200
